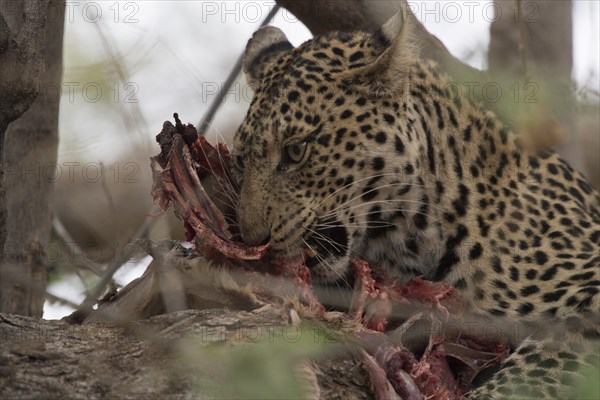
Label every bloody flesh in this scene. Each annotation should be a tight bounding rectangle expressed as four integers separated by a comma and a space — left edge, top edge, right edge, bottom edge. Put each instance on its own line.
151, 115, 509, 399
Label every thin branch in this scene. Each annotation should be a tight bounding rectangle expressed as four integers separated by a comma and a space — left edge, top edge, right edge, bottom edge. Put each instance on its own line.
52, 216, 102, 275
516, 0, 529, 78
99, 162, 119, 246
45, 291, 79, 309
93, 22, 150, 150
197, 4, 281, 134
76, 208, 159, 314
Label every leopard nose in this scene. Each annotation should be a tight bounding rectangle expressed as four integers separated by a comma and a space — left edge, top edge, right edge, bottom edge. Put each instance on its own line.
240, 225, 271, 246
237, 172, 271, 246
237, 199, 271, 245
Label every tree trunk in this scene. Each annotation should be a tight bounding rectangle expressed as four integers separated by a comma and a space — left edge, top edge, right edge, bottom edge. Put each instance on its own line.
0, 0, 65, 316
489, 0, 581, 169
489, 0, 573, 78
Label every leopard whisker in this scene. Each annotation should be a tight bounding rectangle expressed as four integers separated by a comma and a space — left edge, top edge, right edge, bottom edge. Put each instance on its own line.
321, 199, 445, 224
305, 226, 370, 264
314, 173, 429, 208
301, 237, 351, 289
327, 182, 445, 215
305, 227, 348, 255
199, 131, 240, 208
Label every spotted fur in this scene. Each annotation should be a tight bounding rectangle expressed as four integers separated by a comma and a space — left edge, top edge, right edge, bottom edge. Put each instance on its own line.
233, 11, 600, 399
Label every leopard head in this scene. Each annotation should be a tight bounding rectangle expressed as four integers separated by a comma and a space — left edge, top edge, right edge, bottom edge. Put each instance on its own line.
232, 10, 421, 282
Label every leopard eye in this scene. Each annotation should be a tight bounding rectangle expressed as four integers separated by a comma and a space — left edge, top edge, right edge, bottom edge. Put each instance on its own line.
285, 142, 308, 163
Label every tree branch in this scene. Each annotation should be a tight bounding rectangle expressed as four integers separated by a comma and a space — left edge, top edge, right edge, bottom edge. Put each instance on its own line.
276, 0, 488, 108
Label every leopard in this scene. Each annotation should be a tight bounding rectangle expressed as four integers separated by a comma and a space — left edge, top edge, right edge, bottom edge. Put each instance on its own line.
231, 8, 600, 399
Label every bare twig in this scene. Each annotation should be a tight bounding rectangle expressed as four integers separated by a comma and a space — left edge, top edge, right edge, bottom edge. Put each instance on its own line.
52, 217, 102, 276
197, 4, 282, 134
76, 208, 159, 314
99, 162, 119, 245
45, 291, 79, 309
93, 22, 150, 151
516, 0, 529, 77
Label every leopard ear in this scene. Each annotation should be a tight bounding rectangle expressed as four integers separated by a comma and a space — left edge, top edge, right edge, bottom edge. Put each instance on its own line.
348, 8, 416, 97
243, 27, 293, 91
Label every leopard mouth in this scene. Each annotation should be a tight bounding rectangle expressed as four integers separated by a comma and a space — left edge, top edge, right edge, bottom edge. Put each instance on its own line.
303, 217, 349, 272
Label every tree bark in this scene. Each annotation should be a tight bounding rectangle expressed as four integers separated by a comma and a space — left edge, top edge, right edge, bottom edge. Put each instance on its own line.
0, 310, 373, 399
489, 0, 573, 79
489, 0, 583, 170
0, 0, 50, 257
0, 0, 65, 316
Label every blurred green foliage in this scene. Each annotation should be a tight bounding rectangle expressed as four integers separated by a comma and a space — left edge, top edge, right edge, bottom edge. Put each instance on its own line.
575, 365, 600, 400
176, 322, 341, 399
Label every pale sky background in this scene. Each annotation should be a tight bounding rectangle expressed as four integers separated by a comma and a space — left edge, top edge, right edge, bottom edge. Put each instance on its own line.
45, 0, 599, 319
57, 0, 599, 161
